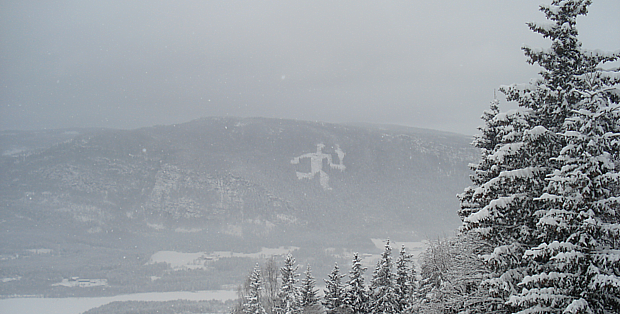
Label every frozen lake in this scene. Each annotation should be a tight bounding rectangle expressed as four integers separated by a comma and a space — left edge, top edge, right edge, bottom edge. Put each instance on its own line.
0, 290, 236, 314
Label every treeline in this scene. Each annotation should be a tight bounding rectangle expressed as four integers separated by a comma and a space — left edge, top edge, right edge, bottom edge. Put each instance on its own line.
230, 236, 492, 314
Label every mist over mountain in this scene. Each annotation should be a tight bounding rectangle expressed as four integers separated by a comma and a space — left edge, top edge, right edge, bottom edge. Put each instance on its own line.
0, 117, 477, 296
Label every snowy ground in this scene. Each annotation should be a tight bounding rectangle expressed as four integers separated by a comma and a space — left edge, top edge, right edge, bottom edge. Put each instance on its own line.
145, 242, 427, 273
52, 278, 108, 288
0, 290, 236, 314
146, 246, 299, 271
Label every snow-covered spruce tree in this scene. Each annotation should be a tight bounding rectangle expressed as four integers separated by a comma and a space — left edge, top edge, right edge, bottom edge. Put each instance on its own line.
369, 240, 399, 314
345, 253, 368, 314
458, 96, 531, 222
324, 262, 347, 314
300, 264, 320, 309
395, 245, 415, 313
276, 254, 302, 314
457, 97, 545, 311
243, 264, 268, 314
459, 0, 620, 313
504, 1, 620, 312
457, 97, 537, 313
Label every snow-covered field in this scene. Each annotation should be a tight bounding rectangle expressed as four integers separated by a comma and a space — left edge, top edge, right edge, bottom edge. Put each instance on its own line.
146, 246, 299, 270
52, 278, 108, 288
0, 290, 236, 314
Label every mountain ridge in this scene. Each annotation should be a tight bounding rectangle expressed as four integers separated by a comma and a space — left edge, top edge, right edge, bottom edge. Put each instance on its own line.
2, 117, 477, 244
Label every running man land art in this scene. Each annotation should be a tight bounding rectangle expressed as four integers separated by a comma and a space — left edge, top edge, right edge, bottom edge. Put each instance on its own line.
290, 143, 346, 191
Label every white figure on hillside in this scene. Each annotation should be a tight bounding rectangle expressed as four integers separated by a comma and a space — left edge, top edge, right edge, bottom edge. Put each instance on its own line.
291, 143, 346, 190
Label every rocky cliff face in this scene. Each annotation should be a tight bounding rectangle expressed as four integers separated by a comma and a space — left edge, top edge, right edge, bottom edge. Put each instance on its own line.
1, 117, 478, 249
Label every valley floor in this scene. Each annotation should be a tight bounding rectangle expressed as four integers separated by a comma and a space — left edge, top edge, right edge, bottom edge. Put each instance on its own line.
0, 290, 236, 314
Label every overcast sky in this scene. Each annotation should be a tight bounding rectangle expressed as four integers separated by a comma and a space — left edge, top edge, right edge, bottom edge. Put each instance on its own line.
1, 1, 619, 135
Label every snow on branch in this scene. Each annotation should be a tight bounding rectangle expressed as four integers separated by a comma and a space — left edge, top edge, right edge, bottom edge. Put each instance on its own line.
563, 298, 591, 314
519, 271, 571, 288
507, 287, 567, 310
534, 193, 562, 202
584, 49, 620, 60
589, 274, 620, 290
473, 167, 540, 199
465, 196, 519, 224
592, 250, 620, 269
499, 83, 534, 94
499, 167, 541, 180
523, 241, 576, 260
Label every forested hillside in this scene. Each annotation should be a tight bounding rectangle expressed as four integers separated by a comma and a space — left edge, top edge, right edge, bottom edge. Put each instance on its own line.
0, 118, 475, 297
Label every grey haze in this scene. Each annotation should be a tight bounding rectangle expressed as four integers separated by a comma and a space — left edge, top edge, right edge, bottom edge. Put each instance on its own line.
1, 0, 619, 134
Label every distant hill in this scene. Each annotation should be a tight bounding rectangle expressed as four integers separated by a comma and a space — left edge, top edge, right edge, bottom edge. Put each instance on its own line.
0, 117, 478, 295
1, 117, 476, 243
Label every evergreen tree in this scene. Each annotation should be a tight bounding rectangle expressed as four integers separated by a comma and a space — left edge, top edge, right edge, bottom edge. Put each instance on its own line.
300, 264, 319, 308
344, 253, 368, 314
394, 245, 414, 313
368, 240, 398, 314
459, 0, 620, 313
458, 95, 543, 311
504, 1, 620, 312
324, 262, 347, 314
458, 97, 529, 222
243, 264, 268, 314
276, 254, 302, 314
457, 96, 535, 313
